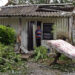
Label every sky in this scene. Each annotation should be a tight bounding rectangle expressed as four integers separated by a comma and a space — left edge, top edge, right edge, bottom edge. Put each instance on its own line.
0, 0, 8, 6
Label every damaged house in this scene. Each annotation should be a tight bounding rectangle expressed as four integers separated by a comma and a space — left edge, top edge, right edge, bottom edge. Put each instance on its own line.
0, 4, 75, 53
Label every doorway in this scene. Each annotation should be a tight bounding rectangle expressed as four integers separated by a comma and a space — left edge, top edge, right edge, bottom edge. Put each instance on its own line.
28, 21, 34, 51
27, 21, 42, 51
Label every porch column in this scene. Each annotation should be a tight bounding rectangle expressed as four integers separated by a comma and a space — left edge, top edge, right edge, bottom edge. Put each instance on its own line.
33, 23, 36, 47
17, 18, 22, 42
18, 18, 22, 41
69, 16, 73, 42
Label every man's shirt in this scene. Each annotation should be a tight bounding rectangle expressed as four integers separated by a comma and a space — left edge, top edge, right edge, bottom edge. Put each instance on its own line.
35, 29, 41, 39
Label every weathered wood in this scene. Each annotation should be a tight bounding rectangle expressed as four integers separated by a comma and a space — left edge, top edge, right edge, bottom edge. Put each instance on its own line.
69, 16, 73, 39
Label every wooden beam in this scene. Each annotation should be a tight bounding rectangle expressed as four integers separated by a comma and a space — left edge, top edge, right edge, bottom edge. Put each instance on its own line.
69, 16, 73, 42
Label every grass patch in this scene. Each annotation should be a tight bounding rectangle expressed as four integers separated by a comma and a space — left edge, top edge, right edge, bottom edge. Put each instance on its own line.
37, 54, 75, 72
0, 43, 27, 75
50, 63, 75, 72
49, 54, 75, 72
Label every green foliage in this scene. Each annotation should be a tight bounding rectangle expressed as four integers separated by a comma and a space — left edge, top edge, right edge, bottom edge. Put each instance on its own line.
50, 54, 74, 72
30, 0, 34, 4
50, 63, 75, 72
73, 1, 75, 6
0, 43, 26, 73
0, 25, 16, 45
37, 0, 46, 4
53, 0, 73, 3
11, 0, 74, 4
51, 24, 56, 34
59, 54, 71, 61
34, 46, 48, 61
52, 24, 71, 42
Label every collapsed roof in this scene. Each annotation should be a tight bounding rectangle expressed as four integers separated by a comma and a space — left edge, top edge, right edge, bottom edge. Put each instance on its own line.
0, 4, 74, 17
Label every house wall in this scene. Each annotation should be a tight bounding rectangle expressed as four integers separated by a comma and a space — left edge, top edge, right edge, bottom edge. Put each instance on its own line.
0, 17, 28, 49
25, 17, 69, 48
72, 16, 75, 44
0, 17, 70, 51
41, 17, 69, 47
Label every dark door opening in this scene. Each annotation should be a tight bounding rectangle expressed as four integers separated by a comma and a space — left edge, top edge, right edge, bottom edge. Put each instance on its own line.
35, 21, 42, 47
28, 21, 42, 50
28, 21, 34, 51
37, 21, 41, 28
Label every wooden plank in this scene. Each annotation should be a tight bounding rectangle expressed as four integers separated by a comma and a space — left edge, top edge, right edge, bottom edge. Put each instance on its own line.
69, 16, 73, 39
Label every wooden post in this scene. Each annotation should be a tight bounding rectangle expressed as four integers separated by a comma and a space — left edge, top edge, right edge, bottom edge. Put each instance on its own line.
69, 16, 73, 43
72, 16, 75, 44
33, 22, 36, 47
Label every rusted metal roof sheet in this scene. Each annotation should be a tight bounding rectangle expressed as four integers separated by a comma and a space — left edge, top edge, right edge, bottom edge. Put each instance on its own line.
0, 4, 74, 17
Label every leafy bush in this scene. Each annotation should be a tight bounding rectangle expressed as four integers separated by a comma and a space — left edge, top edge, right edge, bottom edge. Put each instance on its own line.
59, 54, 71, 61
0, 25, 16, 45
50, 63, 75, 72
0, 43, 26, 73
52, 25, 71, 42
73, 1, 75, 6
34, 46, 48, 61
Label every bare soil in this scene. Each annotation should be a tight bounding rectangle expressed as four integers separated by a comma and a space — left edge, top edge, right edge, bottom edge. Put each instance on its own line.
26, 60, 75, 75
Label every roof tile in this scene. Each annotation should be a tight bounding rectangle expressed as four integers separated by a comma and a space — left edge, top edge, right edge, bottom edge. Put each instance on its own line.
0, 4, 74, 17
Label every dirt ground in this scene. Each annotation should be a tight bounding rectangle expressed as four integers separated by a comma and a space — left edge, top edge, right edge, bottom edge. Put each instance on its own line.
26, 60, 75, 75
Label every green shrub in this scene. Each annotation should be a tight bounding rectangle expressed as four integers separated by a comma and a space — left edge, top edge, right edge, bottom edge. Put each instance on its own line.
0, 43, 26, 73
34, 46, 48, 61
0, 25, 16, 45
59, 54, 71, 61
73, 1, 75, 6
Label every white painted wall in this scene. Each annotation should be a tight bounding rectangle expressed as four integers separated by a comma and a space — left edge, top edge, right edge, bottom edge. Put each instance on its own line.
0, 17, 69, 50
21, 18, 27, 49
25, 17, 69, 48
72, 16, 75, 44
0, 17, 19, 33
39, 17, 69, 47
0, 17, 28, 49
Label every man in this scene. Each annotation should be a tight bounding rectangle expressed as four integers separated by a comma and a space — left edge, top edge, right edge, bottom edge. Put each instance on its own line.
35, 26, 41, 47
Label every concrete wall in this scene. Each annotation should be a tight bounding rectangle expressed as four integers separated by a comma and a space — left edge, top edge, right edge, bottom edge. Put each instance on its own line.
0, 17, 69, 50
0, 17, 28, 49
26, 17, 69, 47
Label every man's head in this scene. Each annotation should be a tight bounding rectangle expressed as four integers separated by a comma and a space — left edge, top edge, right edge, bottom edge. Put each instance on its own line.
37, 26, 40, 30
